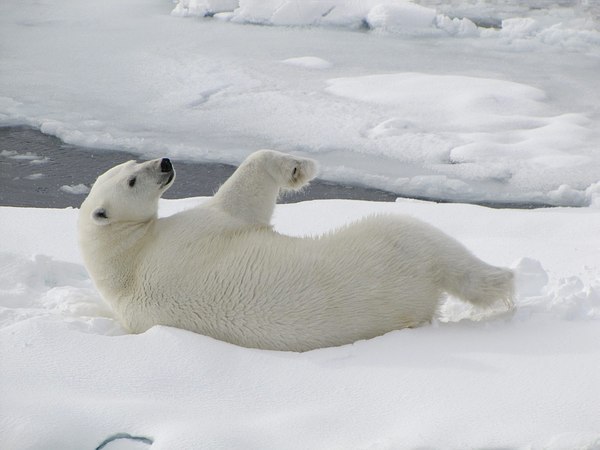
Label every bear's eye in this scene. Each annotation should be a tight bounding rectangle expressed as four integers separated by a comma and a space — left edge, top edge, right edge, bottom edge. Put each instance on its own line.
128, 177, 137, 188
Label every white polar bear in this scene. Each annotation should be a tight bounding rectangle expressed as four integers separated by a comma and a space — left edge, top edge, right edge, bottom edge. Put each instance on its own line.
79, 150, 514, 351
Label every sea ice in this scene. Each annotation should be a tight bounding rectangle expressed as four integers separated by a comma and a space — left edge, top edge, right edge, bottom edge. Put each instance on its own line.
281, 56, 333, 69
1, 0, 599, 205
60, 184, 91, 195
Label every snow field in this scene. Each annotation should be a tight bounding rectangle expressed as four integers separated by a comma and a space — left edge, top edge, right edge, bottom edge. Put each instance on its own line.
1, 0, 599, 206
1, 198, 599, 448
1, 0, 600, 444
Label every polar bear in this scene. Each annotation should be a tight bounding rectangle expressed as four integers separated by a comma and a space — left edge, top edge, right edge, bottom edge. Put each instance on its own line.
79, 150, 514, 351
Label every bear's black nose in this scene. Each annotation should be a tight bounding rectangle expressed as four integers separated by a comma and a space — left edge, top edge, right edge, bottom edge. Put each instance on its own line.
160, 158, 172, 173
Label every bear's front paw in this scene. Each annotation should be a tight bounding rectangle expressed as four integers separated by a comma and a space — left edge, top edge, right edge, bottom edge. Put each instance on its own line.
252, 150, 319, 190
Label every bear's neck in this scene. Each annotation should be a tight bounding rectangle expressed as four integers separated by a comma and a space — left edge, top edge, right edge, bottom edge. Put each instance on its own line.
82, 220, 153, 304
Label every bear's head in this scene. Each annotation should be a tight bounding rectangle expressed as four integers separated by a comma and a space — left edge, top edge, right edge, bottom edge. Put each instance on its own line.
81, 158, 175, 226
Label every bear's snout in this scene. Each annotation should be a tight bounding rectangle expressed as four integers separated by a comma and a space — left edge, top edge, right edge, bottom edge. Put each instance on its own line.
161, 158, 173, 173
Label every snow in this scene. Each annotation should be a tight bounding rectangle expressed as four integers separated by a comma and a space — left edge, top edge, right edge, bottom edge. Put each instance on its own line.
282, 56, 333, 70
323, 72, 598, 202
1, 150, 49, 165
1, 1, 600, 445
24, 173, 44, 180
1, 0, 599, 206
60, 184, 91, 195
1, 198, 600, 448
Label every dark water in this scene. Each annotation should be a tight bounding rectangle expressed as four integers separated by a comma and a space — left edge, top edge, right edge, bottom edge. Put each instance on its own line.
0, 126, 399, 208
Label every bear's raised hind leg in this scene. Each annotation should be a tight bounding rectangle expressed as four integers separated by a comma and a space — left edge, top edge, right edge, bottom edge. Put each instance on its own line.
211, 150, 318, 227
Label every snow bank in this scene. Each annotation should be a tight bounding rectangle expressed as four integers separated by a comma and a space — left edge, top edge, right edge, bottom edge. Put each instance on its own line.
322, 72, 598, 204
173, 0, 600, 50
1, 199, 600, 448
230, 0, 452, 33
174, 0, 481, 37
172, 0, 238, 18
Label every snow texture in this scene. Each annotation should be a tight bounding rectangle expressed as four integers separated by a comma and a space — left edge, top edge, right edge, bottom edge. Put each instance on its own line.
1, 198, 600, 449
1, 1, 600, 444
0, 0, 599, 205
282, 56, 333, 70
60, 184, 91, 195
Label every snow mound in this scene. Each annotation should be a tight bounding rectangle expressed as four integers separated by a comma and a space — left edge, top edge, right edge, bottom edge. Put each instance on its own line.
324, 72, 598, 205
366, 2, 438, 33
172, 0, 600, 50
177, 0, 480, 37
1, 199, 600, 448
548, 181, 600, 208
282, 56, 333, 70
60, 183, 90, 195
326, 72, 546, 108
172, 0, 238, 18
484, 16, 600, 52
0, 252, 119, 333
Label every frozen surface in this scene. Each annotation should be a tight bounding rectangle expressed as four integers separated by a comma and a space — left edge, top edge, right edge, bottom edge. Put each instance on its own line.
1, 0, 599, 205
3, 1, 600, 447
1, 198, 600, 449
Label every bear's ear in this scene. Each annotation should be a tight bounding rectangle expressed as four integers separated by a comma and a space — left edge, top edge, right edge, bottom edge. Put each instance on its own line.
91, 207, 110, 226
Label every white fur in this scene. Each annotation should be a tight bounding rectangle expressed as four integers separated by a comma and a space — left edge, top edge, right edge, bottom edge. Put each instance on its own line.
79, 150, 514, 351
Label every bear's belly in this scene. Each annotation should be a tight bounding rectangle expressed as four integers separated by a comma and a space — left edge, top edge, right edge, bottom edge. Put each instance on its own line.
126, 229, 441, 350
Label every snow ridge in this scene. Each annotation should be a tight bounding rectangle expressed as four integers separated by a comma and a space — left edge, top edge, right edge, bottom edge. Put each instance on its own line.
172, 0, 600, 51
